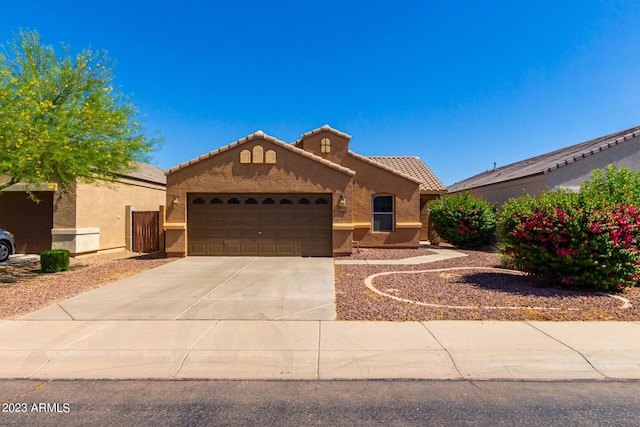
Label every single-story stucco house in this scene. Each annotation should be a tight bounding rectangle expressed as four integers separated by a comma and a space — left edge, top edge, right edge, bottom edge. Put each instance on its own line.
164, 125, 445, 257
0, 163, 166, 255
448, 125, 640, 206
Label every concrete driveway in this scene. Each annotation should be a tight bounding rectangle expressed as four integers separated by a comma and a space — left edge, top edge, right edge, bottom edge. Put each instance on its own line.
20, 257, 336, 321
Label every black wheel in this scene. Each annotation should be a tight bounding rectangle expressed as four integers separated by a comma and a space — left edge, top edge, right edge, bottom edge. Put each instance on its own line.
0, 241, 11, 262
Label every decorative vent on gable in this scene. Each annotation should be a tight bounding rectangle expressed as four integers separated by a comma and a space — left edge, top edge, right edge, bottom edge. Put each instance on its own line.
321, 137, 331, 153
240, 149, 251, 164
265, 150, 276, 164
240, 145, 276, 164
253, 146, 264, 163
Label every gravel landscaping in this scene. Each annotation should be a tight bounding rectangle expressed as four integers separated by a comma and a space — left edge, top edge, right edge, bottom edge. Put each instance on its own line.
2, 246, 639, 321
0, 251, 175, 319
335, 247, 640, 321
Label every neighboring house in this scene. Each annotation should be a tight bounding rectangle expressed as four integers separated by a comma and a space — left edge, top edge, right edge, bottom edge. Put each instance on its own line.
0, 163, 166, 255
448, 125, 640, 206
164, 125, 445, 257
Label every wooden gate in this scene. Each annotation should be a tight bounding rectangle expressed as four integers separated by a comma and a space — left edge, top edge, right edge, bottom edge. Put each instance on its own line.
132, 211, 159, 252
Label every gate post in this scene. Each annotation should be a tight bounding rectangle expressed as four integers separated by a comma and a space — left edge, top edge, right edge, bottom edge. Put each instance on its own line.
125, 205, 135, 252
159, 205, 166, 252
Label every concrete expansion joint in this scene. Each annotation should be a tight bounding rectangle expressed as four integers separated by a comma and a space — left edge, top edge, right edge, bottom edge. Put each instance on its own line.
172, 321, 220, 379
523, 321, 611, 380
175, 257, 260, 319
419, 322, 464, 379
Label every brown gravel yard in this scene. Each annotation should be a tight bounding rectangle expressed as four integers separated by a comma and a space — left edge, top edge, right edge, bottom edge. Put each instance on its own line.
335, 247, 640, 321
0, 252, 175, 319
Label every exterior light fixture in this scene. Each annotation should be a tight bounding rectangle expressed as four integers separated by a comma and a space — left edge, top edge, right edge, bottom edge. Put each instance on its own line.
173, 194, 179, 204
338, 194, 347, 210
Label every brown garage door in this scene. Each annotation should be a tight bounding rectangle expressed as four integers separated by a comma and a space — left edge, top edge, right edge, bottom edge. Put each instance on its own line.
187, 193, 332, 256
0, 191, 53, 253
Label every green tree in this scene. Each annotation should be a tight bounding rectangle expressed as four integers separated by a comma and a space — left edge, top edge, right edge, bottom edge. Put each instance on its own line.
0, 29, 159, 192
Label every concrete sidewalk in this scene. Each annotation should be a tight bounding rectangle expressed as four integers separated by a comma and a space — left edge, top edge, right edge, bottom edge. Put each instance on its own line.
1, 319, 639, 380
334, 246, 468, 265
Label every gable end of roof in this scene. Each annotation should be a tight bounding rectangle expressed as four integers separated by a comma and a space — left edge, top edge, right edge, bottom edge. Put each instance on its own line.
300, 124, 352, 141
166, 130, 355, 177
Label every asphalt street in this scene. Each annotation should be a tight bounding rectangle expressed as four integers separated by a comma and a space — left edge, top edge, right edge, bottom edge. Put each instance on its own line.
2, 379, 640, 426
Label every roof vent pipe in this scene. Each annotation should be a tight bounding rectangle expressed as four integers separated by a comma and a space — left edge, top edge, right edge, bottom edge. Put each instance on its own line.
493, 162, 496, 171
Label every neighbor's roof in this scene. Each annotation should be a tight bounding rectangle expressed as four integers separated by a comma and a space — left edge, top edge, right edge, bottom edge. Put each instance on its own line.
125, 162, 166, 185
367, 156, 447, 193
448, 125, 640, 193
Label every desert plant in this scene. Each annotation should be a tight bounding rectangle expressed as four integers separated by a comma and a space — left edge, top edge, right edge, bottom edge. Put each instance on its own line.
429, 193, 497, 249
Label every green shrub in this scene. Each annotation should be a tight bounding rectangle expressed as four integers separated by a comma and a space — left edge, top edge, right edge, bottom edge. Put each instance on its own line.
429, 193, 497, 249
40, 249, 70, 273
498, 167, 640, 292
579, 164, 640, 208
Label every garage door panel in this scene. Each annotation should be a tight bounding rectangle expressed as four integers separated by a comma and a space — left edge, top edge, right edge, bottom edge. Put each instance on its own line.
261, 244, 277, 255
190, 243, 207, 255
225, 242, 242, 255
243, 243, 260, 255
187, 193, 331, 256
207, 243, 224, 254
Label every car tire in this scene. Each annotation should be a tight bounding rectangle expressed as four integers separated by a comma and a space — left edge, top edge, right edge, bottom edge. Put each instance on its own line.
0, 241, 11, 262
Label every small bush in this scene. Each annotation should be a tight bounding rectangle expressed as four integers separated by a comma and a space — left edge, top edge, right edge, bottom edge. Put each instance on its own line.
40, 249, 70, 273
429, 193, 497, 249
498, 167, 640, 292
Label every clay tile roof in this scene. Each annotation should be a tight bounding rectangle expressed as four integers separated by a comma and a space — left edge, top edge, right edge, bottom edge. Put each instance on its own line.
448, 125, 640, 193
124, 162, 166, 185
166, 130, 355, 176
366, 156, 447, 193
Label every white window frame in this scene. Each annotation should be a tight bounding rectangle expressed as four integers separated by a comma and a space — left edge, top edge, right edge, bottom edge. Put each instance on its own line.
372, 194, 394, 232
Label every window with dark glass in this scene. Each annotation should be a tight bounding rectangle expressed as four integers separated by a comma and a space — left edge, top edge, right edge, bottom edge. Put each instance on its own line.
192, 198, 205, 204
245, 197, 258, 204
228, 197, 240, 204
297, 198, 310, 204
263, 197, 275, 204
210, 197, 222, 204
372, 195, 394, 232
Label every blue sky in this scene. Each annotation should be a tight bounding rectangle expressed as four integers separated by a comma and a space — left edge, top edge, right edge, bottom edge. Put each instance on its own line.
2, 0, 640, 185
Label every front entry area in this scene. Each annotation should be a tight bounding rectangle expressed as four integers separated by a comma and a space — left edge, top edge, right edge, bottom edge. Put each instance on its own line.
187, 193, 332, 257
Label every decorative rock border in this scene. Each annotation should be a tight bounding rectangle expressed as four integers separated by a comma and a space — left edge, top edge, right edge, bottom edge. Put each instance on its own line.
364, 267, 630, 311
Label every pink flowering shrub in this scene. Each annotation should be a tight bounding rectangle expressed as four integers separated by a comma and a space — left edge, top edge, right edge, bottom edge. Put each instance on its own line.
429, 193, 496, 249
499, 185, 640, 292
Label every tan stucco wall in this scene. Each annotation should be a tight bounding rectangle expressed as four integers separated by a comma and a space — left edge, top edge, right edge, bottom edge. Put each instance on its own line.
52, 186, 77, 229
341, 155, 421, 248
299, 129, 422, 248
165, 136, 354, 256
69, 179, 165, 252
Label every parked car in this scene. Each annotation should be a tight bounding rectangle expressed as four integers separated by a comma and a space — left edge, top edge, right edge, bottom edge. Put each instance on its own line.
0, 228, 16, 262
